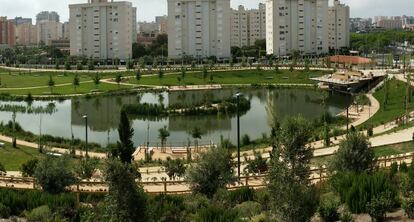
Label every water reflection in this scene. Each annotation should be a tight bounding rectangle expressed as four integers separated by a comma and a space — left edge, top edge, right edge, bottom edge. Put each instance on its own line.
0, 88, 351, 147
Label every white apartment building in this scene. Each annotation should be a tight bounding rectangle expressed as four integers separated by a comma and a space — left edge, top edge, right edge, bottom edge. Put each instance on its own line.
69, 0, 137, 60
231, 5, 249, 47
231, 3, 266, 48
328, 0, 350, 50
266, 0, 329, 57
167, 0, 231, 59
37, 21, 63, 45
249, 3, 266, 46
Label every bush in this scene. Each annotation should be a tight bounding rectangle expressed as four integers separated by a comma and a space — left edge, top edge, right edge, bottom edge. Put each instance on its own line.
318, 193, 340, 222
0, 188, 75, 217
0, 162, 5, 175
0, 203, 11, 219
34, 156, 77, 194
366, 192, 394, 222
340, 212, 354, 222
331, 171, 398, 213
403, 193, 414, 219
21, 158, 39, 177
242, 134, 251, 146
234, 201, 262, 219
25, 205, 52, 222
195, 204, 239, 222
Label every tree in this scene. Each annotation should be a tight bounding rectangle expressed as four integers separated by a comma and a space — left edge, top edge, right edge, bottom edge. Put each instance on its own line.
21, 158, 39, 177
202, 66, 208, 82
76, 157, 99, 179
88, 57, 95, 70
104, 159, 148, 221
163, 157, 186, 180
186, 147, 235, 198
73, 74, 80, 92
0, 162, 5, 175
64, 58, 71, 70
126, 59, 134, 70
47, 74, 55, 94
33, 156, 77, 194
114, 110, 135, 164
158, 68, 164, 80
181, 66, 186, 80
115, 74, 122, 87
158, 126, 170, 153
135, 69, 141, 82
267, 116, 318, 222
93, 73, 101, 89
190, 127, 203, 152
331, 132, 374, 173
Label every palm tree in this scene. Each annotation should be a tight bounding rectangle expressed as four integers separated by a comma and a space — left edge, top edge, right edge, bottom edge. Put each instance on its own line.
158, 126, 170, 153
190, 127, 203, 152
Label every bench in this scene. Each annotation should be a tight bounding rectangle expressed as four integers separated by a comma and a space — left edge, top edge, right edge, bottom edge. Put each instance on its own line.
172, 149, 188, 154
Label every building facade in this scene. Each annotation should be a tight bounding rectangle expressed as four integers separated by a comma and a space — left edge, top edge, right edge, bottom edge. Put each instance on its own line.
15, 23, 38, 45
231, 5, 249, 48
69, 0, 137, 60
155, 15, 168, 34
230, 4, 266, 48
37, 20, 63, 45
249, 3, 266, 46
0, 17, 16, 47
266, 0, 329, 56
328, 0, 350, 50
36, 11, 60, 24
167, 0, 231, 59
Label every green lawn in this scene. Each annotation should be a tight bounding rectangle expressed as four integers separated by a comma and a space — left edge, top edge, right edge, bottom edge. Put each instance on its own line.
311, 141, 414, 166
0, 71, 133, 89
0, 82, 133, 96
0, 143, 43, 171
365, 79, 414, 127
132, 69, 327, 86
374, 141, 414, 157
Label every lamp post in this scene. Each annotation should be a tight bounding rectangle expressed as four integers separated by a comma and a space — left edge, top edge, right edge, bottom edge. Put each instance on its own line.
235, 92, 243, 179
82, 115, 88, 157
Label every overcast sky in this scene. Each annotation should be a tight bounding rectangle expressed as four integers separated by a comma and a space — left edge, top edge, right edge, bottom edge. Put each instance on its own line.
0, 0, 412, 23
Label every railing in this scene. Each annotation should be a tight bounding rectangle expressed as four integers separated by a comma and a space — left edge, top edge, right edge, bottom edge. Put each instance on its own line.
1, 152, 414, 195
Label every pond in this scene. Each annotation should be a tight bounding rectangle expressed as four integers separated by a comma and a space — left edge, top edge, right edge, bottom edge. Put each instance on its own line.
0, 88, 352, 148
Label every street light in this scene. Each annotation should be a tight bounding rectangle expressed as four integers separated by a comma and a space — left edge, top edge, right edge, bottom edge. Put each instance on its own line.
235, 92, 243, 179
83, 114, 89, 157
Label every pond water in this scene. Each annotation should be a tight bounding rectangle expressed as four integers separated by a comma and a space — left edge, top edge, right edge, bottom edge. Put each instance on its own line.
0, 88, 351, 147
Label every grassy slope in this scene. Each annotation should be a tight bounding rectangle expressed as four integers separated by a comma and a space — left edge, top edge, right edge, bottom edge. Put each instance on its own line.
132, 69, 326, 86
366, 79, 414, 127
0, 143, 43, 171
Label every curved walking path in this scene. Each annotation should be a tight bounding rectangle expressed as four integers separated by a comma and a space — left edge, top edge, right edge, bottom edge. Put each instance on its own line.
0, 134, 106, 159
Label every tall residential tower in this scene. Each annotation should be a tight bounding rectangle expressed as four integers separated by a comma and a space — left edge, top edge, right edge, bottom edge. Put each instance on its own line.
266, 0, 329, 56
69, 0, 137, 60
328, 0, 350, 50
167, 0, 231, 59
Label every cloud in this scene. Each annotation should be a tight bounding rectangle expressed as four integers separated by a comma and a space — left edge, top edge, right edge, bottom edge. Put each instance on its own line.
0, 0, 412, 23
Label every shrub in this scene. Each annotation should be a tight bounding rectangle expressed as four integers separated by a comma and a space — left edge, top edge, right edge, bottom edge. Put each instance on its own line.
403, 193, 414, 219
21, 158, 39, 177
24, 205, 52, 222
0, 162, 5, 175
400, 162, 409, 173
340, 212, 354, 222
34, 156, 77, 194
0, 188, 75, 217
242, 134, 251, 146
0, 203, 11, 219
194, 204, 239, 222
366, 192, 394, 222
234, 201, 262, 219
331, 171, 398, 213
318, 193, 340, 222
